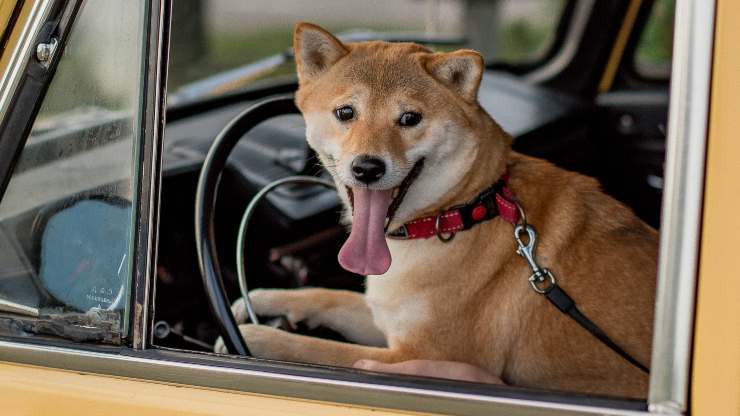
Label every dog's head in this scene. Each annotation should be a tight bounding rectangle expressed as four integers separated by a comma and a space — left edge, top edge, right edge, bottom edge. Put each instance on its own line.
293, 22, 509, 275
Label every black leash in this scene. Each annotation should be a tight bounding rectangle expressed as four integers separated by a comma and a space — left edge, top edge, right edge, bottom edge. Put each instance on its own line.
544, 284, 650, 373
513, 222, 649, 374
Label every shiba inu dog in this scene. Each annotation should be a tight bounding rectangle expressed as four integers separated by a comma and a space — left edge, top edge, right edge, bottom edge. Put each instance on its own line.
219, 22, 658, 398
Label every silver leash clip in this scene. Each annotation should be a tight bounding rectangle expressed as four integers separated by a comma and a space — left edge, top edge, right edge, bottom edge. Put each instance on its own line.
514, 223, 556, 294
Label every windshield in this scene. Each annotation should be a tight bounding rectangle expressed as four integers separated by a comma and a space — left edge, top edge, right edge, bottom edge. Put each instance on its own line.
168, 0, 568, 104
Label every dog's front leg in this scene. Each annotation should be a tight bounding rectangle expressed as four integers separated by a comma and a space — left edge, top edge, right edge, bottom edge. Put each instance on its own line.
232, 288, 386, 346
229, 324, 403, 367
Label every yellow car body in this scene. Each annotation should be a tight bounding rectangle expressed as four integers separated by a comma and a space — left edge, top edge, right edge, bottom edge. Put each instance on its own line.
691, 0, 740, 413
0, 0, 737, 415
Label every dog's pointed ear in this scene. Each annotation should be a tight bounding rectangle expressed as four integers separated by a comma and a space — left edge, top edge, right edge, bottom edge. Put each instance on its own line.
425, 50, 484, 102
293, 22, 348, 84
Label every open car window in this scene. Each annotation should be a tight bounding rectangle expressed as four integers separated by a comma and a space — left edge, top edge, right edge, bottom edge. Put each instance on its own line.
0, 0, 147, 343
150, 0, 693, 413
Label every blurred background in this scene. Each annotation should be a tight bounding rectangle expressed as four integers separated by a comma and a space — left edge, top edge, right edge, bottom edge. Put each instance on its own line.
33, 0, 676, 117
168, 0, 673, 98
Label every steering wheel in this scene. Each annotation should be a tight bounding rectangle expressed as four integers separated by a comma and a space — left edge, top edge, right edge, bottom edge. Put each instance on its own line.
195, 96, 307, 355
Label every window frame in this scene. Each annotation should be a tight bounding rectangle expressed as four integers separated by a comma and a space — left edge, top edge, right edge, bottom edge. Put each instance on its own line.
128, 0, 170, 349
647, 0, 715, 412
0, 0, 715, 414
0, 0, 81, 202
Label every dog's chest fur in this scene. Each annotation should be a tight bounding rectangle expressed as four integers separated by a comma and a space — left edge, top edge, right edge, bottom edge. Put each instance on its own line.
364, 235, 492, 346
364, 240, 432, 340
365, 281, 430, 343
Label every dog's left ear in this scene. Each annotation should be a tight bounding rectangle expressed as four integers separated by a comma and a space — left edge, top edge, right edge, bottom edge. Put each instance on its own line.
293, 22, 349, 84
425, 50, 484, 102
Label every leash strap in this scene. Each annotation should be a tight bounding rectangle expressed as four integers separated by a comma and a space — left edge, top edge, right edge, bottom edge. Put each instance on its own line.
545, 285, 650, 374
514, 222, 649, 374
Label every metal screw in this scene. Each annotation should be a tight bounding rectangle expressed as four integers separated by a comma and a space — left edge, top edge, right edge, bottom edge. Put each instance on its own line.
36, 38, 58, 65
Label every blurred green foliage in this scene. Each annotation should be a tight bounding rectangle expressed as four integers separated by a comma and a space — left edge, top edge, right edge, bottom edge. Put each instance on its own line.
169, 29, 292, 89
497, 0, 565, 62
635, 0, 675, 78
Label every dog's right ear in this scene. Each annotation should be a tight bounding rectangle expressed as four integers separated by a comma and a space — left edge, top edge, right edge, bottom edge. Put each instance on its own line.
424, 50, 484, 102
293, 22, 348, 84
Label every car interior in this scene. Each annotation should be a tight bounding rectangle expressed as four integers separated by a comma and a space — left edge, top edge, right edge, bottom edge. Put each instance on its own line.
153, 0, 671, 382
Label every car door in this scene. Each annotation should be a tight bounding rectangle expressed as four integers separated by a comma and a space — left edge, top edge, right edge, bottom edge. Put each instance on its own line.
0, 0, 736, 415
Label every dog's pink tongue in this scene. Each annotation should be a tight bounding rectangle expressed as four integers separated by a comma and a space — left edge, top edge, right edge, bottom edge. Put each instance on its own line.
338, 188, 393, 275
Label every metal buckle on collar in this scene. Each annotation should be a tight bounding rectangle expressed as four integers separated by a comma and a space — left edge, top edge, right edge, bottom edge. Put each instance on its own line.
435, 211, 456, 242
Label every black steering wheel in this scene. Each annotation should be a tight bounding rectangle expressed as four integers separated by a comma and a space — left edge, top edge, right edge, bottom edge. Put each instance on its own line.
194, 96, 300, 356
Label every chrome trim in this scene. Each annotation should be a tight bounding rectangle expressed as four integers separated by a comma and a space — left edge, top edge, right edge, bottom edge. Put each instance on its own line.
524, 0, 595, 83
0, 299, 38, 317
648, 0, 716, 413
0, 340, 647, 416
0, 0, 55, 122
130, 0, 170, 349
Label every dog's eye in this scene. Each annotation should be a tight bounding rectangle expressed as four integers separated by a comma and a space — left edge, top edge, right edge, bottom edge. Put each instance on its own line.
398, 112, 422, 127
335, 106, 355, 121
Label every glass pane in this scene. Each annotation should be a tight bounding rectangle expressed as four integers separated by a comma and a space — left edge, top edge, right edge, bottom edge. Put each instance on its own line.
0, 0, 146, 343
168, 0, 566, 102
634, 0, 674, 79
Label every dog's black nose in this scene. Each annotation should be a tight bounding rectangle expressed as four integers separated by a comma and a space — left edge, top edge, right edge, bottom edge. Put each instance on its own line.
351, 155, 386, 184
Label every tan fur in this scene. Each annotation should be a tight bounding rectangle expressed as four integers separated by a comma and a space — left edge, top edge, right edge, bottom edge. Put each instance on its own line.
222, 23, 657, 399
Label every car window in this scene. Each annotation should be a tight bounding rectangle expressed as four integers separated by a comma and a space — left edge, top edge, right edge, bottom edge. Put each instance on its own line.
167, 0, 568, 103
0, 0, 146, 343
634, 0, 674, 79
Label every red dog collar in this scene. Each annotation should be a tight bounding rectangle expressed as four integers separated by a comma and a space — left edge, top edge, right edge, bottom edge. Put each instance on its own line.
387, 176, 520, 240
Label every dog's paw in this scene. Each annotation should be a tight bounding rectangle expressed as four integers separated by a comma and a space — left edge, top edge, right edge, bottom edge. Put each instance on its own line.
213, 324, 289, 357
243, 323, 308, 361
231, 289, 319, 328
213, 335, 228, 354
